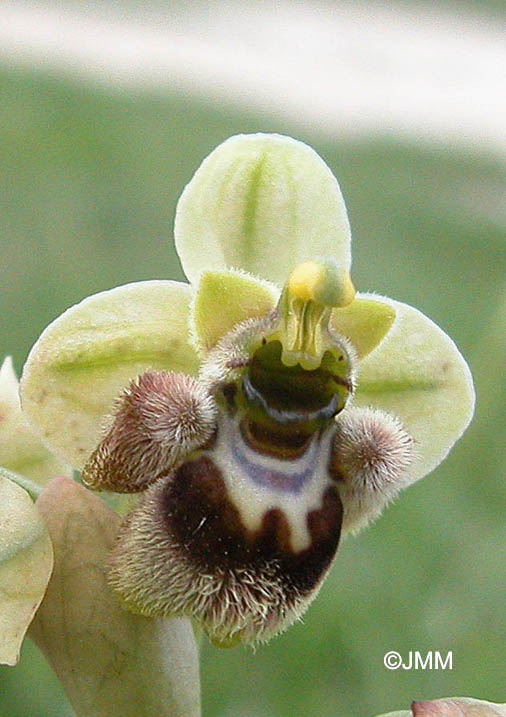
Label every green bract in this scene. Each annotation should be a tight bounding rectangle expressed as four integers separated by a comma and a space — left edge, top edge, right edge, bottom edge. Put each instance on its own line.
174, 133, 352, 287
0, 355, 68, 667
21, 133, 474, 496
30, 476, 200, 717
0, 469, 53, 666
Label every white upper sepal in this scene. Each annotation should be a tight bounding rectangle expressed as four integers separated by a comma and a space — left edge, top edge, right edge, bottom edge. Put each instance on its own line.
175, 133, 352, 287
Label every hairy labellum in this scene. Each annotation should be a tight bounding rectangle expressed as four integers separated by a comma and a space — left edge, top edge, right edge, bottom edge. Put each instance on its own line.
108, 416, 343, 645
84, 263, 414, 646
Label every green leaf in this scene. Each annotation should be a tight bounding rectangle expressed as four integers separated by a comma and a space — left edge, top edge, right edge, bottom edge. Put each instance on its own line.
0, 470, 53, 666
30, 476, 201, 717
20, 280, 199, 470
331, 295, 396, 358
355, 295, 475, 485
0, 357, 70, 483
191, 269, 278, 353
175, 133, 352, 287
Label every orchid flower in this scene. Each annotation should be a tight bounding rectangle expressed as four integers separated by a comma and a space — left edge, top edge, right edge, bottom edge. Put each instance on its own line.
20, 134, 474, 647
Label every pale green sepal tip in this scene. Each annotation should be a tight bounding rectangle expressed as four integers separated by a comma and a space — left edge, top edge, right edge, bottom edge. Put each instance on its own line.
191, 269, 278, 353
355, 294, 475, 487
20, 280, 199, 470
0, 356, 71, 485
175, 133, 352, 287
0, 470, 53, 666
0, 357, 19, 407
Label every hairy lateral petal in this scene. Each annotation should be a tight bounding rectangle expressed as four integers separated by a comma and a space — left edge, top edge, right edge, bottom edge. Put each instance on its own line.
175, 133, 351, 286
331, 295, 396, 358
82, 371, 217, 493
21, 281, 199, 470
0, 471, 53, 665
332, 407, 414, 534
354, 295, 475, 486
30, 476, 200, 716
191, 270, 278, 353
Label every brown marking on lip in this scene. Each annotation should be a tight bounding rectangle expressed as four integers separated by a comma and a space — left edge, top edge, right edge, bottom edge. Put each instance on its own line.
199, 425, 219, 452
321, 369, 353, 392
226, 357, 250, 370
221, 382, 238, 413
239, 418, 313, 460
327, 446, 345, 483
160, 455, 343, 595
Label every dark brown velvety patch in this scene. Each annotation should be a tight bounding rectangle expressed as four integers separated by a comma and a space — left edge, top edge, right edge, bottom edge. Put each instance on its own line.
327, 453, 345, 483
160, 455, 343, 595
198, 426, 218, 452
327, 438, 347, 483
221, 382, 238, 412
239, 418, 314, 460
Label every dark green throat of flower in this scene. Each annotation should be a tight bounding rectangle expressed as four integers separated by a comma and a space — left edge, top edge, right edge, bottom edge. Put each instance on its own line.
243, 341, 350, 425
238, 259, 356, 430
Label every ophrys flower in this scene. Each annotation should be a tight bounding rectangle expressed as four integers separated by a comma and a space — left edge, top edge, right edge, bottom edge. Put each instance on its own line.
20, 134, 474, 646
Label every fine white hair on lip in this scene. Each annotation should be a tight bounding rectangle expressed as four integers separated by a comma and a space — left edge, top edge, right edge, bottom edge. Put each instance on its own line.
82, 370, 217, 493
326, 322, 358, 393
199, 308, 358, 401
107, 472, 325, 646
199, 312, 278, 392
331, 406, 414, 534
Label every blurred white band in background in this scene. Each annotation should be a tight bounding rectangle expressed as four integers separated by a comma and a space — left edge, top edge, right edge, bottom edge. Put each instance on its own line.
0, 1, 505, 157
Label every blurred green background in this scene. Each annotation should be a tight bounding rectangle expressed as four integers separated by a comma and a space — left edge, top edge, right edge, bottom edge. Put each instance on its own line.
0, 6, 505, 714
